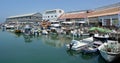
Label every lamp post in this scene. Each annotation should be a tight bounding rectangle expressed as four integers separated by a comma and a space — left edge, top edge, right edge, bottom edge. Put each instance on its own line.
86, 10, 89, 26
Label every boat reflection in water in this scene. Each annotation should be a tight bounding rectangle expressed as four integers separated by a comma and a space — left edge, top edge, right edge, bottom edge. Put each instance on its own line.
0, 30, 108, 63
66, 49, 80, 56
13, 32, 72, 47
66, 49, 106, 63
13, 32, 40, 43
23, 35, 33, 43
41, 34, 71, 48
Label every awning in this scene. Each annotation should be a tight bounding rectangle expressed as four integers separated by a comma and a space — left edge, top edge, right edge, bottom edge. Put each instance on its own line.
76, 21, 86, 23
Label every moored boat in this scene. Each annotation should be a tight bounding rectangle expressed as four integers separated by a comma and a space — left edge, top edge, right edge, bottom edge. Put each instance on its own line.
66, 40, 88, 51
81, 41, 103, 54
42, 29, 48, 35
14, 29, 22, 33
98, 41, 120, 62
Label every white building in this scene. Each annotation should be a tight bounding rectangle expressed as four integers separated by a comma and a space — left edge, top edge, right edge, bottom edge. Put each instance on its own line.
6, 12, 42, 24
42, 9, 64, 21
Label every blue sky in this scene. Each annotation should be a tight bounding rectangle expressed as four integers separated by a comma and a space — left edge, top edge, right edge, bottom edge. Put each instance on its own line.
0, 0, 120, 22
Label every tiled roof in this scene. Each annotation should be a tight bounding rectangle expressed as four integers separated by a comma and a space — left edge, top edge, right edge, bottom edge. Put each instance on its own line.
88, 7, 120, 17
59, 12, 87, 19
59, 7, 120, 19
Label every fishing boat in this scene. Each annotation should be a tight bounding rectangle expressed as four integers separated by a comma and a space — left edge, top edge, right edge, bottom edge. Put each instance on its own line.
98, 40, 120, 62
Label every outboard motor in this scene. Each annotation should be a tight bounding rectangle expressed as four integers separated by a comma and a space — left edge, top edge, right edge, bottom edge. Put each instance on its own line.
69, 43, 74, 50
89, 33, 94, 37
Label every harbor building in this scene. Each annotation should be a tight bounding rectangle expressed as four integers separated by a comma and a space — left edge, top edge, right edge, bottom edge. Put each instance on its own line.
6, 12, 42, 24
42, 9, 64, 21
58, 10, 90, 28
58, 2, 120, 28
88, 2, 120, 27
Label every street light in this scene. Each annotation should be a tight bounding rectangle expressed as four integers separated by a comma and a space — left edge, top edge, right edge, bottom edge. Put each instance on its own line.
86, 10, 89, 26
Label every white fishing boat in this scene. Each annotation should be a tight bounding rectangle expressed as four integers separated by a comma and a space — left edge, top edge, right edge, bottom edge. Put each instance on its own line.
98, 40, 120, 62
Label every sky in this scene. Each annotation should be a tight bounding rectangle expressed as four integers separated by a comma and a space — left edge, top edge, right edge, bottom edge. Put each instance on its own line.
0, 0, 120, 23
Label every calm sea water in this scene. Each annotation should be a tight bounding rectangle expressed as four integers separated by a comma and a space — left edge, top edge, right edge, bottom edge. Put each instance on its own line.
0, 30, 106, 63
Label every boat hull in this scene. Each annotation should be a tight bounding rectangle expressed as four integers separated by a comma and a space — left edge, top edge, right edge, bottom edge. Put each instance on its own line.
66, 40, 88, 51
99, 50, 120, 62
98, 42, 120, 62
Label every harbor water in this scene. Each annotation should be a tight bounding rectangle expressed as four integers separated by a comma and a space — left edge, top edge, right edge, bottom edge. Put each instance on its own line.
0, 29, 107, 63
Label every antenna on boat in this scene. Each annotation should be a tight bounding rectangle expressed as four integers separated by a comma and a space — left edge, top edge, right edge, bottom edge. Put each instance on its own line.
72, 20, 75, 40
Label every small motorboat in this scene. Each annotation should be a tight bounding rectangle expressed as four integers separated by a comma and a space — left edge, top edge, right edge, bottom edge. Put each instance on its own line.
42, 30, 48, 35
81, 41, 103, 54
14, 29, 22, 33
66, 40, 88, 51
93, 34, 109, 43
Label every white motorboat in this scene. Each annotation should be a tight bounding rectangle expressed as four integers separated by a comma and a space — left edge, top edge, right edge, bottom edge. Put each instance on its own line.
23, 25, 32, 35
66, 40, 88, 51
81, 37, 94, 43
81, 33, 90, 36
98, 41, 120, 62
66, 21, 88, 51
93, 34, 109, 42
42, 30, 48, 35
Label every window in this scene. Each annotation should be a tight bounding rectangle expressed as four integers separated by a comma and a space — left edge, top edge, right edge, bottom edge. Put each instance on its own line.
99, 19, 102, 22
48, 16, 49, 18
76, 18, 84, 21
55, 15, 57, 17
45, 10, 56, 14
59, 10, 62, 13
112, 18, 118, 25
51, 16, 53, 18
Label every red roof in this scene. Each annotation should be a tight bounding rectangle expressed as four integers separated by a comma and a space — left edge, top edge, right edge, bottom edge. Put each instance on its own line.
59, 12, 87, 19
59, 7, 120, 19
88, 7, 120, 17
